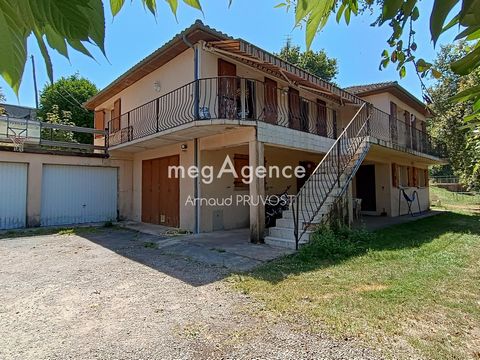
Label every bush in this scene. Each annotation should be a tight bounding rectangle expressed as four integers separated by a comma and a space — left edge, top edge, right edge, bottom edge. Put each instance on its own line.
298, 226, 374, 262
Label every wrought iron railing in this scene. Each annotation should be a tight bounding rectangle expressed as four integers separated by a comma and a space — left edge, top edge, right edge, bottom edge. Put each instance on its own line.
292, 103, 372, 248
369, 108, 445, 157
107, 76, 337, 146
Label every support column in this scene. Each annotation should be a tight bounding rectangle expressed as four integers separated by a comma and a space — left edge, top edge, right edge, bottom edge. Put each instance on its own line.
27, 161, 42, 227
249, 140, 265, 243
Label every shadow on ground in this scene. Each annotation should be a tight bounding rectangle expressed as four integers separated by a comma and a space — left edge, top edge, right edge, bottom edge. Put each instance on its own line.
243, 211, 480, 284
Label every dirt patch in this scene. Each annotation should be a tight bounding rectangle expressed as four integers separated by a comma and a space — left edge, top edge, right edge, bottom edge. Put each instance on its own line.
0, 229, 381, 360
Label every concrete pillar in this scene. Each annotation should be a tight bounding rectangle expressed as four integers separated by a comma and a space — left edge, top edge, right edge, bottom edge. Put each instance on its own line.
27, 161, 42, 227
249, 140, 265, 243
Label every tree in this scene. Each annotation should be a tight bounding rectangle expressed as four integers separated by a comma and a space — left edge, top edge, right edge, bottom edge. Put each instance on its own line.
276, 39, 338, 81
38, 74, 98, 143
0, 0, 479, 125
428, 43, 480, 190
41, 105, 76, 143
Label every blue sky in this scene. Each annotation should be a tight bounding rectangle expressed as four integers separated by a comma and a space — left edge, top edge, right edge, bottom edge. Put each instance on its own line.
1, 1, 456, 107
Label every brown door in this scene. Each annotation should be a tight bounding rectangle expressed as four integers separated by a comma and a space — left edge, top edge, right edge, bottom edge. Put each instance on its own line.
288, 87, 301, 130
218, 59, 237, 119
389, 101, 398, 142
411, 116, 418, 150
264, 77, 278, 124
404, 110, 411, 147
316, 99, 327, 136
111, 98, 121, 132
142, 155, 180, 227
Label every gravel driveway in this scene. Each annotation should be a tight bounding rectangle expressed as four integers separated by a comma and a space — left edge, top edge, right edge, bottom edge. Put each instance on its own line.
0, 228, 381, 359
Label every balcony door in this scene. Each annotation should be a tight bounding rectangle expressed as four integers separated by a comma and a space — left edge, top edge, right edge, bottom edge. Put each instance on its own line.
218, 59, 237, 119
264, 77, 278, 124
316, 99, 327, 136
288, 87, 301, 130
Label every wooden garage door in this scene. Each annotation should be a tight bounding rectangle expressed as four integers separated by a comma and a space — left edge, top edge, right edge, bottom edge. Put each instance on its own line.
142, 155, 180, 227
0, 162, 27, 229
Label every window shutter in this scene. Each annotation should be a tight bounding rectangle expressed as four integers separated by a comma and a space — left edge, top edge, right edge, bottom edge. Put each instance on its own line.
424, 169, 429, 187
392, 163, 398, 188
94, 110, 105, 139
407, 166, 414, 187
112, 98, 121, 131
413, 167, 418, 187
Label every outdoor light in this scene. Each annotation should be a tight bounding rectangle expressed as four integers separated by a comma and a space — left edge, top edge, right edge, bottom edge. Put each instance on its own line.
181, 144, 188, 151
153, 80, 161, 92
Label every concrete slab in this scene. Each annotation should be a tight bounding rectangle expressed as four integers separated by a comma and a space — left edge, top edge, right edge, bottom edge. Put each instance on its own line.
116, 223, 293, 272
354, 210, 442, 231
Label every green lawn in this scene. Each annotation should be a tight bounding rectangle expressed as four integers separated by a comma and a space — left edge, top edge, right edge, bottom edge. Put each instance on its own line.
431, 186, 480, 213
232, 212, 480, 359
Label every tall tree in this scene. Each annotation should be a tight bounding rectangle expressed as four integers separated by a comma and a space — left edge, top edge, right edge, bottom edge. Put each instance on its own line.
38, 74, 98, 143
429, 43, 480, 190
276, 39, 338, 81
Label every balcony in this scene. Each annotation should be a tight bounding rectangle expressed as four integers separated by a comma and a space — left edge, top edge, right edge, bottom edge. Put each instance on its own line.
0, 115, 106, 155
106, 76, 443, 159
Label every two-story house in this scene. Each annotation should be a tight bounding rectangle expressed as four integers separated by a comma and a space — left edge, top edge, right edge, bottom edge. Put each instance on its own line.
84, 21, 444, 249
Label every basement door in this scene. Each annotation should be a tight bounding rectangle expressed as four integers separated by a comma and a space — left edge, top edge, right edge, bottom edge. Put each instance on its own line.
355, 165, 377, 212
0, 162, 27, 229
142, 155, 180, 227
41, 165, 118, 226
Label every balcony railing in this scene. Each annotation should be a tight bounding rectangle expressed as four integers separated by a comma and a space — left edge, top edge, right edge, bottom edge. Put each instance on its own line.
106, 76, 443, 158
369, 108, 445, 157
0, 115, 107, 155
107, 76, 337, 147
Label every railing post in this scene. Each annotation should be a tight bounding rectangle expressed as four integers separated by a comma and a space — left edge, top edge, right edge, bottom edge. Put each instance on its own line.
293, 198, 300, 250
194, 79, 200, 121
127, 113, 131, 141
240, 78, 246, 120
156, 98, 160, 132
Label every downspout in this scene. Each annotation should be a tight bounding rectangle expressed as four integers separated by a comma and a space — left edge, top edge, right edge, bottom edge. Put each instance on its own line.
183, 34, 201, 234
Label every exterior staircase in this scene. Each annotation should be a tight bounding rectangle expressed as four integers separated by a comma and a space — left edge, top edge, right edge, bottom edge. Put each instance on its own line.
265, 104, 372, 249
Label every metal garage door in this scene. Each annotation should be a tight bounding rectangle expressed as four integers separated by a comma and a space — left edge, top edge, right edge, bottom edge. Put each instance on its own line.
0, 162, 27, 229
41, 165, 118, 226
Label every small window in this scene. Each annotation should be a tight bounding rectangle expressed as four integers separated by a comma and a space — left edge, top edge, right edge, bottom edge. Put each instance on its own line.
234, 154, 249, 189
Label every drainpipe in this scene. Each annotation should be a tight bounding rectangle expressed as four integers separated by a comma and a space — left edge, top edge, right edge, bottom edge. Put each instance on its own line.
183, 34, 201, 234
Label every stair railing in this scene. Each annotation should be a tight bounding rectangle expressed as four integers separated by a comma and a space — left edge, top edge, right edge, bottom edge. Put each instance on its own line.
292, 103, 372, 249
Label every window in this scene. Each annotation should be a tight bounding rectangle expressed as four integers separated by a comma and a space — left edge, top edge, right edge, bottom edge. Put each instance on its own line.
234, 154, 249, 189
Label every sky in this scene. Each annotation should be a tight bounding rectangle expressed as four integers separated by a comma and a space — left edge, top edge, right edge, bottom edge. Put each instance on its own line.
0, 0, 457, 108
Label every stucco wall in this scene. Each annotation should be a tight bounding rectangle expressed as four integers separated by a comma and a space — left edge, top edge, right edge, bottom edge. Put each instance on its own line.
95, 48, 195, 119
0, 150, 133, 227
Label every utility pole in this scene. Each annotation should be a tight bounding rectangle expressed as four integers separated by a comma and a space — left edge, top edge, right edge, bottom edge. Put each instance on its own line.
31, 55, 39, 109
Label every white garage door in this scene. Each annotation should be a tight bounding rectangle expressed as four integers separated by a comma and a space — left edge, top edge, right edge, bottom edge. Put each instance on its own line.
41, 165, 118, 226
0, 162, 27, 229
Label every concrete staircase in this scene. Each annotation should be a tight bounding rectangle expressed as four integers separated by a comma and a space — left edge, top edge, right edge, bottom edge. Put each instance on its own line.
265, 141, 370, 249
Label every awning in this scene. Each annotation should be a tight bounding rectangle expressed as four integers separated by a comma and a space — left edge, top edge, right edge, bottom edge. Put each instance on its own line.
206, 40, 362, 105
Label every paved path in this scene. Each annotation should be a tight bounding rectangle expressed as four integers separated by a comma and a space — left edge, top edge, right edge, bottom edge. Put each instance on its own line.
0, 228, 382, 359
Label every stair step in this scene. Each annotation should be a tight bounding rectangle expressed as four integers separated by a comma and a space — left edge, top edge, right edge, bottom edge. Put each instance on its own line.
269, 226, 314, 240
264, 236, 308, 250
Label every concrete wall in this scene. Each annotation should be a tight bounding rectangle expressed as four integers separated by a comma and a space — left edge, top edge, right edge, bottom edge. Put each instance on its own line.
0, 150, 133, 227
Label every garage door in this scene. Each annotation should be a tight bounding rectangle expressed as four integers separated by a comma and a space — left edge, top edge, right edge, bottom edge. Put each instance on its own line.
41, 165, 118, 226
0, 162, 27, 229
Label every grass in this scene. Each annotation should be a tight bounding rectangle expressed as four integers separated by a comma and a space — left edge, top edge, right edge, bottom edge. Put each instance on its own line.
232, 212, 480, 359
0, 225, 101, 240
431, 186, 480, 213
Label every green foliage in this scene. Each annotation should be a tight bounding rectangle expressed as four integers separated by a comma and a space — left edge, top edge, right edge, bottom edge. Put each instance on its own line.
0, 0, 203, 94
40, 105, 76, 143
428, 43, 480, 191
38, 74, 98, 143
298, 226, 374, 262
276, 39, 338, 81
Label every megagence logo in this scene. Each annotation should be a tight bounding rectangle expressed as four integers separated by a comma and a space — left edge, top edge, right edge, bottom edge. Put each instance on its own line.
168, 155, 307, 184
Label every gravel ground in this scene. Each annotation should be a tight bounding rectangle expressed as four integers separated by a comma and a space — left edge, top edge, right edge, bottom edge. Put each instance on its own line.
0, 229, 382, 360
